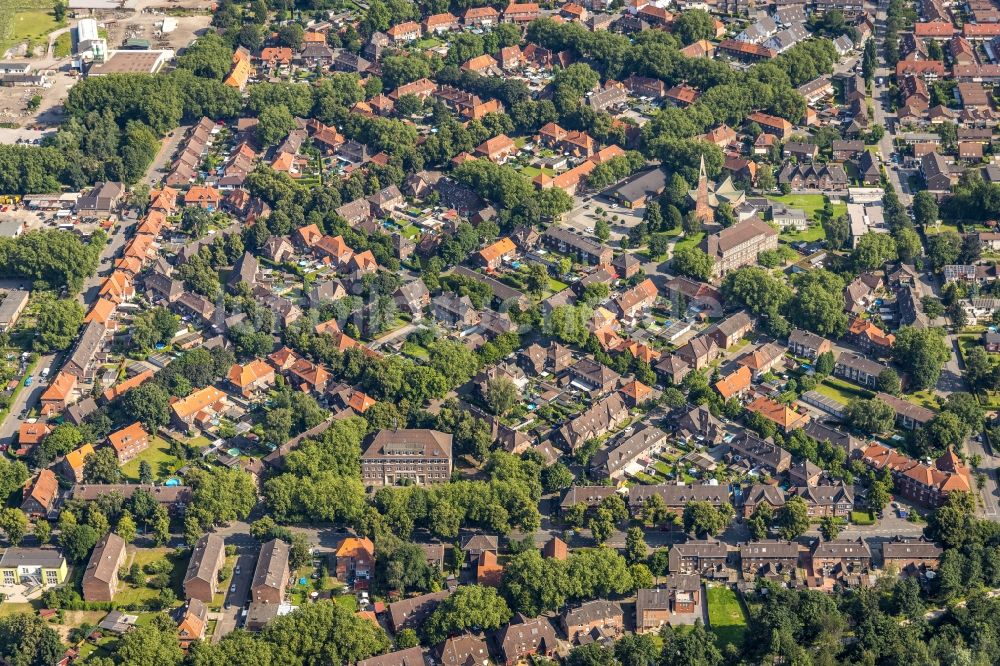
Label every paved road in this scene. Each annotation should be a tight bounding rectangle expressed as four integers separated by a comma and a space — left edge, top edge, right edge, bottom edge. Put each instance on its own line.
0, 352, 58, 448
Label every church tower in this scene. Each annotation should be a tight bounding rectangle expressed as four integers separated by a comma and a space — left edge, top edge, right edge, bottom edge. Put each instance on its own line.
694, 154, 714, 224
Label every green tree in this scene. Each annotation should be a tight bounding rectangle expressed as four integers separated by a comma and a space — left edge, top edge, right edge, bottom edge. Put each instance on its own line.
815, 351, 835, 376
913, 190, 939, 227
868, 481, 891, 515
892, 326, 950, 390
747, 503, 773, 540
625, 526, 647, 563
34, 296, 83, 353
877, 368, 902, 395
486, 377, 518, 416
423, 585, 512, 644
594, 219, 611, 242
819, 516, 844, 542
589, 508, 616, 544
33, 520, 50, 545
776, 496, 809, 540
116, 615, 184, 665
257, 105, 296, 146
0, 509, 27, 546
852, 233, 897, 270
641, 494, 668, 526
117, 513, 137, 544
846, 397, 896, 434
84, 447, 122, 484
121, 383, 171, 432
672, 246, 713, 281
674, 9, 716, 44
682, 501, 734, 538
0, 613, 63, 666
926, 231, 962, 270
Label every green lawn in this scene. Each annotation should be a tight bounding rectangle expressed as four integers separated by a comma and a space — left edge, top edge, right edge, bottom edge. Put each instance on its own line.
547, 276, 568, 292
817, 377, 872, 404
767, 194, 845, 223
0, 1, 64, 56
334, 594, 357, 611
114, 548, 185, 608
851, 510, 876, 525
904, 390, 939, 412
673, 231, 705, 253
121, 436, 182, 482
402, 342, 429, 360
779, 223, 826, 243
706, 585, 748, 650
521, 166, 556, 178
52, 30, 69, 57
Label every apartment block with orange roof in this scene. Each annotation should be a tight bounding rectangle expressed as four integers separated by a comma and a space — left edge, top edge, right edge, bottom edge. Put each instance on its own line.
108, 422, 150, 465
476, 237, 517, 271
335, 536, 375, 582
170, 386, 228, 431
102, 369, 154, 403
40, 371, 77, 416
61, 443, 95, 483
746, 394, 810, 433
227, 360, 276, 398
386, 21, 421, 42
21, 469, 58, 517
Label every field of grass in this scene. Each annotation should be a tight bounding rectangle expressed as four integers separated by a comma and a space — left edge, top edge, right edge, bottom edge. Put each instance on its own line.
402, 342, 429, 360
547, 276, 568, 292
0, 601, 35, 617
114, 548, 185, 608
521, 166, 556, 178
780, 223, 827, 243
121, 436, 182, 482
706, 585, 747, 649
767, 194, 846, 223
817, 377, 872, 404
52, 30, 69, 58
905, 389, 939, 412
0, 1, 64, 56
851, 510, 876, 525
673, 231, 705, 253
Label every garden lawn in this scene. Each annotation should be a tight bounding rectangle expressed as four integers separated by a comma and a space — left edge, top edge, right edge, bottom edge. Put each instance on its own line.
0, 1, 63, 56
547, 276, 568, 292
851, 510, 876, 525
334, 594, 357, 611
52, 30, 69, 57
114, 548, 184, 608
672, 231, 705, 253
818, 377, 872, 404
706, 585, 748, 650
121, 436, 182, 482
904, 390, 939, 412
779, 223, 826, 243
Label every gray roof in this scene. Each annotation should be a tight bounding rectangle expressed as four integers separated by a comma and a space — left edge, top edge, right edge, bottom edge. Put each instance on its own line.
252, 538, 289, 593
184, 533, 225, 588
0, 547, 65, 568
83, 533, 126, 585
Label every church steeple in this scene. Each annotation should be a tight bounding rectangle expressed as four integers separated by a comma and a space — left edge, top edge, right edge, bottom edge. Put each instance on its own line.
694, 154, 714, 224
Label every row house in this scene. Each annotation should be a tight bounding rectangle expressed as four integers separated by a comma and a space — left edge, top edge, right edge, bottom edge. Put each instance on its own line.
557, 392, 629, 451
811, 538, 872, 587
667, 538, 729, 576
787, 329, 833, 359
590, 426, 668, 480
791, 482, 854, 517
626, 484, 731, 516
503, 2, 540, 22
635, 577, 702, 633
740, 540, 799, 580
833, 352, 887, 389
561, 600, 625, 644
875, 391, 935, 430
728, 433, 792, 474
862, 445, 971, 507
